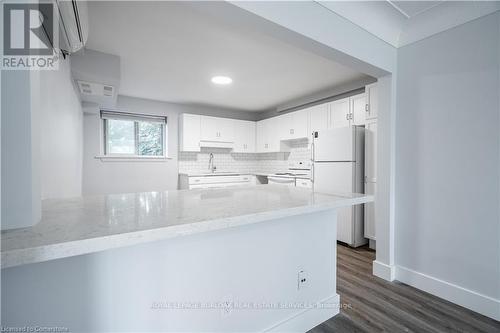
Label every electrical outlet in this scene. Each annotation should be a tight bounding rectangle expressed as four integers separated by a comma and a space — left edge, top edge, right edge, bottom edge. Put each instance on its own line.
298, 270, 308, 290
221, 295, 233, 318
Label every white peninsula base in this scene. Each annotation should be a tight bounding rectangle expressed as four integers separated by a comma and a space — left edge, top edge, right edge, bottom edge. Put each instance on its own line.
3, 211, 338, 332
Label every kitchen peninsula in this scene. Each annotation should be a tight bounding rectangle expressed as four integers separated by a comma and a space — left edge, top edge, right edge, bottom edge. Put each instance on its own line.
2, 186, 372, 332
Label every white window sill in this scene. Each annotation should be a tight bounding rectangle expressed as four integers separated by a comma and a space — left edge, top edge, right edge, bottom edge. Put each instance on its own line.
95, 155, 172, 162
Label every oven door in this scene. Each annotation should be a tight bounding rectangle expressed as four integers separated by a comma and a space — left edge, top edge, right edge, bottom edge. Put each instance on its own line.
268, 176, 296, 186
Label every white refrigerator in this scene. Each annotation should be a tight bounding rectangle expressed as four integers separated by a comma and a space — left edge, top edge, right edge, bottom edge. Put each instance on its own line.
311, 126, 367, 247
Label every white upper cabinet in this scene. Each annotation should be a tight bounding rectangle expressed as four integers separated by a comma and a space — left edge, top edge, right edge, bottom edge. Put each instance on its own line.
233, 120, 256, 153
256, 118, 272, 152
256, 117, 283, 152
256, 119, 266, 153
200, 116, 218, 141
279, 109, 309, 140
365, 83, 378, 120
308, 104, 329, 134
291, 109, 309, 139
329, 93, 366, 128
218, 118, 235, 142
179, 114, 201, 152
351, 93, 366, 126
329, 98, 350, 129
200, 116, 234, 142
267, 116, 283, 152
179, 86, 375, 152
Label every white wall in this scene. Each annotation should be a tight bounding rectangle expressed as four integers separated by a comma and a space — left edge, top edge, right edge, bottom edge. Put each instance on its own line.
395, 12, 500, 319
82, 96, 258, 195
1, 71, 41, 230
227, 0, 399, 286
35, 58, 83, 200
1, 56, 83, 229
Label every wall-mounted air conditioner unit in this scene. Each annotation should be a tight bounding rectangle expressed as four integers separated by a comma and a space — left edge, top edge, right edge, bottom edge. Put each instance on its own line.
40, 0, 89, 54
56, 0, 89, 53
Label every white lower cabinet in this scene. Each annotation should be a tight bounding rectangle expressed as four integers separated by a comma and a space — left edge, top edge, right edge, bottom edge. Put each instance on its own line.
364, 182, 376, 240
295, 179, 312, 188
179, 175, 255, 190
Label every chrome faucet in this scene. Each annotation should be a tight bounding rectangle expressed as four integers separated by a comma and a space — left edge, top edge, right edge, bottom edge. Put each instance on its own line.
208, 153, 216, 173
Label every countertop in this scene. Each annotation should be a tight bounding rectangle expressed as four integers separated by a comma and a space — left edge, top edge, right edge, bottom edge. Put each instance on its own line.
179, 172, 311, 179
1, 186, 372, 269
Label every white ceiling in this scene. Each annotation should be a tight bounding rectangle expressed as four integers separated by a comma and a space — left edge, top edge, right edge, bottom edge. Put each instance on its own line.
388, 1, 444, 18
318, 1, 500, 47
85, 1, 370, 112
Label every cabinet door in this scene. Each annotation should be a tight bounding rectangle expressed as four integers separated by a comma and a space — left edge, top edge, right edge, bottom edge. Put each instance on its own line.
292, 109, 309, 139
256, 120, 267, 152
244, 121, 256, 152
351, 93, 366, 126
309, 104, 329, 134
218, 118, 235, 142
276, 113, 292, 140
179, 114, 200, 152
365, 120, 377, 182
330, 98, 350, 128
233, 120, 245, 152
267, 116, 281, 152
200, 116, 218, 141
365, 83, 378, 120
364, 182, 376, 240
233, 120, 255, 153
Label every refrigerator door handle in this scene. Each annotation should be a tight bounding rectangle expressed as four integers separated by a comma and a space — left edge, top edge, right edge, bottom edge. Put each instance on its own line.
311, 163, 314, 183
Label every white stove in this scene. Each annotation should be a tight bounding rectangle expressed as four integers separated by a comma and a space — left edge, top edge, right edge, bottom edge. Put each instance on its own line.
268, 161, 311, 187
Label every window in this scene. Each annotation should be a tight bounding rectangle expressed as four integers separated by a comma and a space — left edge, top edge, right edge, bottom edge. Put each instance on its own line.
101, 111, 167, 157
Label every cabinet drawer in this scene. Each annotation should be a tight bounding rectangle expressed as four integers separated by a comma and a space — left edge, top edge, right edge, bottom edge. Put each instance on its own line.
295, 179, 312, 188
188, 175, 253, 185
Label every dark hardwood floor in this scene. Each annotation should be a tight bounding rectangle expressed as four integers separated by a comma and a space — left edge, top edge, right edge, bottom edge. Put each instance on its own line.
309, 244, 500, 333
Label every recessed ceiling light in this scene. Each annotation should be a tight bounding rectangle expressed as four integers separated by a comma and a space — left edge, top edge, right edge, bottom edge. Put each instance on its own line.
211, 76, 232, 85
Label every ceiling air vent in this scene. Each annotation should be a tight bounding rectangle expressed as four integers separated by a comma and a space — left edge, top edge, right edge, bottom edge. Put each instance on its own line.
103, 85, 114, 97
77, 80, 115, 97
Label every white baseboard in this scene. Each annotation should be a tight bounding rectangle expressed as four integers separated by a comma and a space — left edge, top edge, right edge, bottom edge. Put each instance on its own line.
396, 265, 500, 321
373, 260, 396, 281
263, 294, 340, 332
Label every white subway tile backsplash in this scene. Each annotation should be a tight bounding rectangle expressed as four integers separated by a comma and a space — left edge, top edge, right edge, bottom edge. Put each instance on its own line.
179, 142, 310, 175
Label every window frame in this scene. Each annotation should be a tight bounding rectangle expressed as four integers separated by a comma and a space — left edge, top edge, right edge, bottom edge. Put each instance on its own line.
100, 110, 168, 159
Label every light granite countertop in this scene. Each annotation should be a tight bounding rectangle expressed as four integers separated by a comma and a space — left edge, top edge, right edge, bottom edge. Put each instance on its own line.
1, 185, 372, 269
179, 171, 310, 179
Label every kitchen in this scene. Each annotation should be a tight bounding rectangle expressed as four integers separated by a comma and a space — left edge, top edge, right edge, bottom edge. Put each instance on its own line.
2, 1, 500, 332
177, 84, 378, 248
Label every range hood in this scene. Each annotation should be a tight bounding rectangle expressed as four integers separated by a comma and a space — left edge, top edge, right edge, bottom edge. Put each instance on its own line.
199, 141, 234, 149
